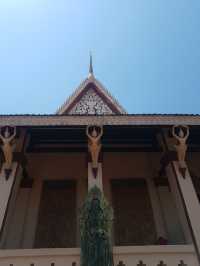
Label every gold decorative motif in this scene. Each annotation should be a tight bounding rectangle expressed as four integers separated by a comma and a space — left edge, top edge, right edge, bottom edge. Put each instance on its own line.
86, 125, 103, 176
0, 126, 16, 179
69, 88, 114, 115
172, 125, 189, 178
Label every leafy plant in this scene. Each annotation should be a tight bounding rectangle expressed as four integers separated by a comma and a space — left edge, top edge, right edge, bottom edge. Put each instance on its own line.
80, 186, 114, 266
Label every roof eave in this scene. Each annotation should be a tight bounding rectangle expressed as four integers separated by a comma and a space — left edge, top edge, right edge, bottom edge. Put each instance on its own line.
1, 114, 200, 127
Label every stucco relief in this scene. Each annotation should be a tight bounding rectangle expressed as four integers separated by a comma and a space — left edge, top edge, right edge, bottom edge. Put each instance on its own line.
68, 88, 114, 115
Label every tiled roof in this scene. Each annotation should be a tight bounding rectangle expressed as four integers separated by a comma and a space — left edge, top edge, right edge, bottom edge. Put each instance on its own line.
0, 114, 200, 126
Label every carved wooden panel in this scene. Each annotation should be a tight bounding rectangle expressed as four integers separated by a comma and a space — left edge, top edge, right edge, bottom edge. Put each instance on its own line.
68, 88, 114, 115
112, 179, 156, 246
34, 180, 76, 248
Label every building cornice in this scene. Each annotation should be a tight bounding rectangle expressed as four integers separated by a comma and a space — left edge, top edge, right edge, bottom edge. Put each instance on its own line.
0, 114, 200, 126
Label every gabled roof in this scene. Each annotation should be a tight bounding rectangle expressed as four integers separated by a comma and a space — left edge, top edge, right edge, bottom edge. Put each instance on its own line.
56, 74, 126, 115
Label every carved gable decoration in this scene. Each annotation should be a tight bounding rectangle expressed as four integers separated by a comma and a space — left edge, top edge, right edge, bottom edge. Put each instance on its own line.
68, 87, 113, 115
57, 76, 126, 115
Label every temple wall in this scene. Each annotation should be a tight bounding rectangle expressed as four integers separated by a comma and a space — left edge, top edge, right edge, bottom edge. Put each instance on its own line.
102, 152, 160, 201
27, 153, 88, 180
157, 187, 185, 244
3, 153, 87, 249
3, 152, 187, 249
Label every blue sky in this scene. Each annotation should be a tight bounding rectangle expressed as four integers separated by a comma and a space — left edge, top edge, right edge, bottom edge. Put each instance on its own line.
0, 1, 200, 114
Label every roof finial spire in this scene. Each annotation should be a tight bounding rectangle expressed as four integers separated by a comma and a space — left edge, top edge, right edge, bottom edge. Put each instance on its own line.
88, 52, 94, 77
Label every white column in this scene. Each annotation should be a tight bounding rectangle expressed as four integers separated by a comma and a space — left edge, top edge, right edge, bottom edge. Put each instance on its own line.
165, 163, 192, 243
163, 131, 200, 261
0, 163, 18, 234
0, 164, 23, 248
171, 161, 200, 253
88, 163, 103, 191
4, 185, 31, 248
0, 129, 26, 244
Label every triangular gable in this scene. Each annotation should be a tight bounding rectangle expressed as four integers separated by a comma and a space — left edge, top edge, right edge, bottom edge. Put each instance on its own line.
56, 75, 126, 115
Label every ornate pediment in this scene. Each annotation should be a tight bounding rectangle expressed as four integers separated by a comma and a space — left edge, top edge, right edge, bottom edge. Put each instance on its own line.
68, 87, 114, 115
57, 75, 126, 115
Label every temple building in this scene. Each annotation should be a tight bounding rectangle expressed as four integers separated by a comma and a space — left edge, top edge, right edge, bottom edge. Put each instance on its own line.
0, 58, 200, 266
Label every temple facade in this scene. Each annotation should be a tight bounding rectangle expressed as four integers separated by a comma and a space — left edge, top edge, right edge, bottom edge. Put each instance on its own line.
0, 61, 200, 266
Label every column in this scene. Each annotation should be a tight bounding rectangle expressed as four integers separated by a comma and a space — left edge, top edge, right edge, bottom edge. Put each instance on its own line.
0, 163, 18, 234
2, 167, 30, 249
165, 163, 192, 243
0, 128, 26, 245
163, 130, 200, 262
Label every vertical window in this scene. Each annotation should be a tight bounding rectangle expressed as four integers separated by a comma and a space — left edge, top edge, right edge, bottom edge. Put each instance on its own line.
34, 180, 76, 248
111, 179, 156, 246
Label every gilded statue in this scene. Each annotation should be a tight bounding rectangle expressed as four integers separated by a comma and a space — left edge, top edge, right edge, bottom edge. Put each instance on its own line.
0, 126, 16, 171
172, 125, 189, 163
86, 125, 103, 169
172, 125, 189, 177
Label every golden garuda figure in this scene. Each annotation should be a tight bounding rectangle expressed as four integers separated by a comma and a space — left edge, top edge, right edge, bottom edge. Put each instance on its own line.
86, 125, 103, 170
172, 125, 189, 177
0, 126, 16, 173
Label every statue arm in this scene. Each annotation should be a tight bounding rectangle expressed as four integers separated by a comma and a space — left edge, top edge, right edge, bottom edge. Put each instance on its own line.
96, 126, 103, 141
172, 125, 179, 141
99, 126, 103, 138
184, 126, 189, 140
86, 126, 90, 138
86, 126, 93, 142
10, 127, 17, 142
0, 127, 4, 141
13, 127, 17, 138
7, 127, 16, 142
172, 126, 176, 138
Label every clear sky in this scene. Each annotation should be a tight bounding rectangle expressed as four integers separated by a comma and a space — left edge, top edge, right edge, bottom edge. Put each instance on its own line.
0, 1, 200, 114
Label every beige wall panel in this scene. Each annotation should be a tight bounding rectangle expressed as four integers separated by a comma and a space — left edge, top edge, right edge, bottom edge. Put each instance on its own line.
158, 186, 185, 244
102, 152, 161, 201
27, 153, 87, 181
21, 153, 87, 249
4, 188, 31, 249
